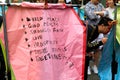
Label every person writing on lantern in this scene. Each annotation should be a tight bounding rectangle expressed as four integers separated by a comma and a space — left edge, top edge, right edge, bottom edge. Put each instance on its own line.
84, 17, 117, 80
84, 0, 109, 76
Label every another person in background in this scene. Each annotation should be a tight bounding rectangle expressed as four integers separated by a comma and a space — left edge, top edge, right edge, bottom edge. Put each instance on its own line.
84, 0, 109, 76
85, 0, 108, 25
105, 0, 116, 37
106, 0, 116, 20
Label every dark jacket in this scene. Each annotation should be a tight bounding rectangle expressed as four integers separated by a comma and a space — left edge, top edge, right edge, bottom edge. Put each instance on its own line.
86, 17, 113, 53
86, 24, 103, 53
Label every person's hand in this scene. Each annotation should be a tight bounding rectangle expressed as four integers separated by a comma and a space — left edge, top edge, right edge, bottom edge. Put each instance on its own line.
101, 37, 108, 44
94, 11, 104, 16
108, 20, 117, 26
107, 20, 117, 30
111, 20, 117, 25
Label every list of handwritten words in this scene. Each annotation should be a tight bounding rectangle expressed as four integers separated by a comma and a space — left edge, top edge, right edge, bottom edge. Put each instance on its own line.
21, 16, 67, 62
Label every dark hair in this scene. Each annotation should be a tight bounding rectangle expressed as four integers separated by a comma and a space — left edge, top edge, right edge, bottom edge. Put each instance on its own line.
98, 17, 113, 26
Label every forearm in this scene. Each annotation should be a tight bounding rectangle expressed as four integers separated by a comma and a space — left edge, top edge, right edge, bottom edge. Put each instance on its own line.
94, 10, 108, 17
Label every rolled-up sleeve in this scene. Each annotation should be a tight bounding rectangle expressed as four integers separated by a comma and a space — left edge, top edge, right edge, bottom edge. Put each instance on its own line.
87, 41, 103, 52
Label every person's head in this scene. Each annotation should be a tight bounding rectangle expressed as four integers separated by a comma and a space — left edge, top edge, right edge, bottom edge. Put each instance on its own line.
107, 0, 115, 8
98, 17, 113, 34
91, 0, 100, 5
98, 24, 110, 34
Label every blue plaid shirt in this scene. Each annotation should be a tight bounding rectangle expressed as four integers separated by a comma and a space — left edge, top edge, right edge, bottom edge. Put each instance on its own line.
85, 1, 108, 25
